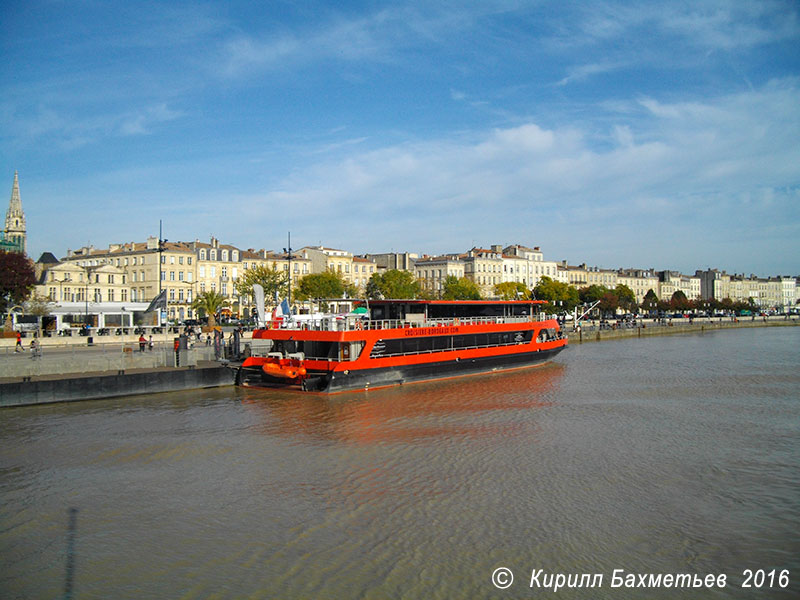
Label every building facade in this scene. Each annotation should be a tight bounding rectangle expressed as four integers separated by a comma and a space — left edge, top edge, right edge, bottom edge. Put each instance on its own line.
414, 255, 465, 297
696, 269, 798, 311
616, 268, 659, 304
463, 247, 504, 297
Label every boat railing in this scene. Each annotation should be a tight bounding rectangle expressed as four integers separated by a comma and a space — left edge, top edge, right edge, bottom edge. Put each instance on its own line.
273, 313, 553, 332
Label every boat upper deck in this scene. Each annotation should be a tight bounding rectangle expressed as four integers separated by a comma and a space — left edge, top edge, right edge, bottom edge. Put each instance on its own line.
263, 300, 556, 333
265, 312, 555, 333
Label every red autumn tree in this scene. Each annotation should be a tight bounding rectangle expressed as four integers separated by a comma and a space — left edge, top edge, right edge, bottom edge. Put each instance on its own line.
0, 250, 36, 313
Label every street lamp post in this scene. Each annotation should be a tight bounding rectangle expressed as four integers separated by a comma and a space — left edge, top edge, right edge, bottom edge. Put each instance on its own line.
158, 220, 168, 329
283, 232, 293, 310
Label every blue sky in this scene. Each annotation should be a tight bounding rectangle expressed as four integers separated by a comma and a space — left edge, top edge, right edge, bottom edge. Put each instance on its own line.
2, 0, 799, 276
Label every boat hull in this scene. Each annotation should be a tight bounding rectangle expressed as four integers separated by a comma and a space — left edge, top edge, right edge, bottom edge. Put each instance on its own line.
240, 344, 565, 393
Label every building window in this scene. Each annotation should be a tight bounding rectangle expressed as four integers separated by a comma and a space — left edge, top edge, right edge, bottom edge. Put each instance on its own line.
222, 267, 228, 278
169, 289, 175, 301
121, 289, 127, 301
170, 271, 175, 281
222, 250, 228, 261
179, 256, 183, 265
179, 271, 184, 281
187, 257, 192, 265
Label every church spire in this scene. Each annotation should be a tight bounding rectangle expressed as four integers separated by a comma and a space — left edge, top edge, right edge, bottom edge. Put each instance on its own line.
4, 171, 27, 254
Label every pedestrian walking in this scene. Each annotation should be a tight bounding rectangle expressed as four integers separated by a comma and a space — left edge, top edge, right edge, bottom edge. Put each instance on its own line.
139, 334, 147, 352
148, 335, 154, 351
15, 331, 22, 352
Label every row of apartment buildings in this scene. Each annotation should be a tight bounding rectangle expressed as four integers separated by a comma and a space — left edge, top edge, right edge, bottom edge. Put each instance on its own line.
31, 237, 799, 323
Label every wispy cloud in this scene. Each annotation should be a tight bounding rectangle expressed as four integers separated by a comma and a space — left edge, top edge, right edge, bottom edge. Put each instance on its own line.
1, 102, 184, 149
556, 61, 626, 86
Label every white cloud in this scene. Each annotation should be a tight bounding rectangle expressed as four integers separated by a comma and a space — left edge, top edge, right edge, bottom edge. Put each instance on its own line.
216, 79, 799, 270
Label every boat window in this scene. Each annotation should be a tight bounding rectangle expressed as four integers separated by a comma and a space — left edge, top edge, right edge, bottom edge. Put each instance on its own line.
369, 330, 533, 358
293, 340, 339, 360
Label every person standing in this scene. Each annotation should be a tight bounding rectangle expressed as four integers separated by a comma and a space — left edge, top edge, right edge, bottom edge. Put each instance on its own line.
139, 334, 147, 352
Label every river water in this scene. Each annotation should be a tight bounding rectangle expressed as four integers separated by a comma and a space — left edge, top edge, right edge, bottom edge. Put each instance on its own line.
1, 327, 798, 599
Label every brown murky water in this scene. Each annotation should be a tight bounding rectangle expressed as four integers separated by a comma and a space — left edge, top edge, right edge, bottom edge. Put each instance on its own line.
2, 327, 798, 599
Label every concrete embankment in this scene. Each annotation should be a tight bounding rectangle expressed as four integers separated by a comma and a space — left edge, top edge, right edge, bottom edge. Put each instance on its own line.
567, 318, 799, 344
0, 364, 235, 408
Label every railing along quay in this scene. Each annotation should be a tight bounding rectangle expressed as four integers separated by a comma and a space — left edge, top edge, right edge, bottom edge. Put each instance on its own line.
567, 315, 800, 343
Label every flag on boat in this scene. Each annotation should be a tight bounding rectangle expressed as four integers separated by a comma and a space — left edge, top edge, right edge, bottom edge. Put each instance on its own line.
145, 290, 167, 313
272, 298, 291, 320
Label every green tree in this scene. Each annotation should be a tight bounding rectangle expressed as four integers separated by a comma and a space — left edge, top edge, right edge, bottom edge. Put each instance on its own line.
0, 250, 35, 313
614, 284, 637, 312
190, 290, 229, 327
533, 276, 580, 313
295, 271, 354, 308
366, 269, 420, 299
233, 264, 289, 304
442, 276, 482, 300
579, 284, 608, 304
494, 281, 529, 300
641, 289, 659, 313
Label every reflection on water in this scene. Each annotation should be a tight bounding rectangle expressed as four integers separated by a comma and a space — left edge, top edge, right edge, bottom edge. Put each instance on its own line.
240, 363, 564, 445
1, 327, 798, 599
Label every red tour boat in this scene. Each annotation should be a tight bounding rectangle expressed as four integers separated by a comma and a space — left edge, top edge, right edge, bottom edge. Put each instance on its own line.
237, 299, 567, 393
